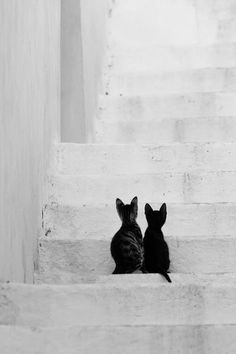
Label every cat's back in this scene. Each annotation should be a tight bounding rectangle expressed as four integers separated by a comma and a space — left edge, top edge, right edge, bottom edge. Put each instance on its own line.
144, 228, 170, 266
144, 228, 164, 246
111, 224, 144, 272
111, 224, 142, 253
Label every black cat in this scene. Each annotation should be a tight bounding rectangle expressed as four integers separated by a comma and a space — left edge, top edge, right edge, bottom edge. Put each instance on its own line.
110, 196, 145, 274
144, 203, 171, 282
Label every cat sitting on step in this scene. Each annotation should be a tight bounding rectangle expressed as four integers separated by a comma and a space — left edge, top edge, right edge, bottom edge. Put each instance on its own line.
111, 196, 145, 274
144, 203, 172, 282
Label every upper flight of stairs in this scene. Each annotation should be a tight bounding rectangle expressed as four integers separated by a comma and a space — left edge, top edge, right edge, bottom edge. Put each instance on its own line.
2, 0, 236, 353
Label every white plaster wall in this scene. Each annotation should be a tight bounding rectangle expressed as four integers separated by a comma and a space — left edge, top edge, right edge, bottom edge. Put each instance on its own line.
0, 0, 60, 283
61, 0, 86, 143
61, 0, 112, 142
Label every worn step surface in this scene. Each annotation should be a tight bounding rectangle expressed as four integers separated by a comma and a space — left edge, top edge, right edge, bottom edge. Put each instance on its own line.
97, 92, 236, 121
96, 273, 236, 285
1, 282, 236, 326
56, 143, 236, 175
95, 116, 236, 144
43, 202, 236, 240
38, 236, 236, 280
108, 67, 236, 95
36, 273, 236, 286
1, 323, 236, 354
109, 43, 236, 72
48, 171, 236, 205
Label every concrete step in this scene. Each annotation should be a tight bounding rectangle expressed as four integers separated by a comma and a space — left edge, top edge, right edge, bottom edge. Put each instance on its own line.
107, 68, 236, 95
43, 202, 236, 240
35, 273, 236, 286
109, 43, 236, 72
38, 236, 236, 279
1, 282, 236, 326
95, 116, 236, 144
97, 92, 236, 121
96, 273, 236, 285
48, 171, 236, 205
35, 273, 236, 285
56, 143, 236, 175
1, 323, 236, 354
110, 0, 236, 46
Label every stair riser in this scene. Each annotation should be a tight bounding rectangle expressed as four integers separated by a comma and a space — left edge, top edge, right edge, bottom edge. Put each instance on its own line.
48, 172, 236, 205
1, 325, 236, 354
44, 203, 236, 239
95, 117, 236, 144
1, 283, 236, 326
38, 237, 236, 280
110, 43, 236, 72
108, 68, 236, 95
57, 143, 236, 175
98, 93, 236, 121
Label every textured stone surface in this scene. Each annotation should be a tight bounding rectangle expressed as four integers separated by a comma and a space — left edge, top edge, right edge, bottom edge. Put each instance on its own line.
1, 282, 236, 326
96, 273, 236, 285
95, 116, 236, 143
37, 236, 236, 281
97, 92, 236, 121
108, 67, 236, 95
36, 273, 236, 285
57, 143, 236, 175
43, 202, 236, 239
1, 324, 236, 354
110, 43, 236, 72
48, 171, 236, 205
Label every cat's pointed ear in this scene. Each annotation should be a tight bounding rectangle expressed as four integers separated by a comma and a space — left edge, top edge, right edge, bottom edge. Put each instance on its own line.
116, 198, 124, 219
116, 198, 124, 210
145, 203, 153, 215
131, 196, 138, 216
160, 203, 167, 224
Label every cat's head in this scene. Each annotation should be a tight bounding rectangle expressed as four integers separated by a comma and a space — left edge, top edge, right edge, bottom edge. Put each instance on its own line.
116, 196, 138, 224
145, 203, 167, 229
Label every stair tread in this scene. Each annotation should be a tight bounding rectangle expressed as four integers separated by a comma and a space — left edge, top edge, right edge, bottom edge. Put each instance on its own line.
48, 171, 236, 204
56, 142, 236, 175
1, 323, 236, 354
36, 272, 236, 285
38, 236, 236, 279
1, 281, 236, 326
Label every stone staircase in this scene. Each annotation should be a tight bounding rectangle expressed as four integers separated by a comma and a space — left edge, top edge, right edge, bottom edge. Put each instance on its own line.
2, 0, 236, 352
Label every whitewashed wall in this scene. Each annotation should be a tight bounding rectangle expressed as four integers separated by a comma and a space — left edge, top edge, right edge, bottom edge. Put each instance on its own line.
61, 0, 113, 142
0, 0, 60, 282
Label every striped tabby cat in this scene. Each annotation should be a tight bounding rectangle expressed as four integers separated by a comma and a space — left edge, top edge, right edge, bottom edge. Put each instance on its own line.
110, 196, 145, 274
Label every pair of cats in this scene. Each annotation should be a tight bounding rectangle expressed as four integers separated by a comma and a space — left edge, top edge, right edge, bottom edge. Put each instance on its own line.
110, 196, 171, 283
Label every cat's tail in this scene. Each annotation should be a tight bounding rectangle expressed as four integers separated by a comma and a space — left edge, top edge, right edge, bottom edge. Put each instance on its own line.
159, 271, 172, 283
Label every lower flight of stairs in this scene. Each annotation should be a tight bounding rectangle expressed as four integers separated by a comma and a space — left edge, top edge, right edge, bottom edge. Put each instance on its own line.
1, 274, 236, 353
